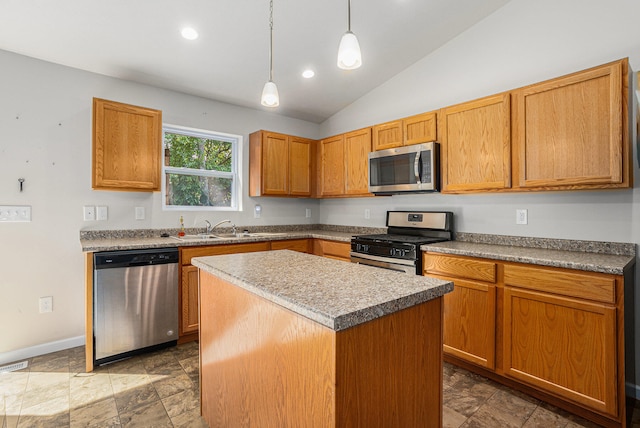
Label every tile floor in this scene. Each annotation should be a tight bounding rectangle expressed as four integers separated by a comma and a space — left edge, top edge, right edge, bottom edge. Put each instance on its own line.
1, 342, 638, 427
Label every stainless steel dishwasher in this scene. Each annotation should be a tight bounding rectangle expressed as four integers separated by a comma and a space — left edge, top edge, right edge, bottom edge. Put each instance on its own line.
93, 247, 179, 366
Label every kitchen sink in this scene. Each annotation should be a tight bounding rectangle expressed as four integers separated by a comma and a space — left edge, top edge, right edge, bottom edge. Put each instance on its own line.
246, 232, 289, 237
212, 232, 290, 238
211, 233, 247, 239
170, 232, 290, 241
171, 234, 221, 241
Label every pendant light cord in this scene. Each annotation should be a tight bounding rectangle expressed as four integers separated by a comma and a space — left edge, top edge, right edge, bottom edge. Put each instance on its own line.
347, 0, 351, 32
269, 0, 274, 81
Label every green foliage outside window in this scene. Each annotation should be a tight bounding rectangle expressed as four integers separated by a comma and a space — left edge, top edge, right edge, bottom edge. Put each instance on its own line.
164, 131, 235, 207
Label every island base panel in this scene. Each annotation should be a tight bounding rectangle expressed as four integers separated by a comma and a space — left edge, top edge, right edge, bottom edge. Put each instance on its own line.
199, 271, 443, 427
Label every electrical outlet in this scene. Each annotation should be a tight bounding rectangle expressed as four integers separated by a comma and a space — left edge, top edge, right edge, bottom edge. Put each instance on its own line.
83, 206, 95, 221
364, 209, 371, 220
254, 204, 262, 218
39, 296, 52, 313
305, 208, 311, 218
516, 209, 528, 225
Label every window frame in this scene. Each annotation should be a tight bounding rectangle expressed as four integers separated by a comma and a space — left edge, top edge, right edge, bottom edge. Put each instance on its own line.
161, 124, 243, 212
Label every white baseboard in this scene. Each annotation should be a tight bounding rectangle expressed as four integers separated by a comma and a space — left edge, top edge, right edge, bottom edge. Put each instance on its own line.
0, 336, 85, 366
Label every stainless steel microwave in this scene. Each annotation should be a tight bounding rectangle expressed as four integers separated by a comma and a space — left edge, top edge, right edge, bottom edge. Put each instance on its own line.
368, 142, 440, 194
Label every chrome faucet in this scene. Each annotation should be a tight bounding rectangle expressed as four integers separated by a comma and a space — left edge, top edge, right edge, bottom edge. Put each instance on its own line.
204, 220, 212, 234
209, 219, 236, 235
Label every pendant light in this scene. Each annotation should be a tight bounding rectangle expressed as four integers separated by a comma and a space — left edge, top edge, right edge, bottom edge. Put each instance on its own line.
337, 0, 362, 70
261, 0, 279, 107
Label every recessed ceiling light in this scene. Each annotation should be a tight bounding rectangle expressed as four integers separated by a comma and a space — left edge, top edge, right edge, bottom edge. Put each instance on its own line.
302, 69, 315, 79
181, 27, 198, 40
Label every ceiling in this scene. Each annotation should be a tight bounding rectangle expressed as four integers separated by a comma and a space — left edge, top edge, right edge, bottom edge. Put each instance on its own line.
0, 0, 511, 123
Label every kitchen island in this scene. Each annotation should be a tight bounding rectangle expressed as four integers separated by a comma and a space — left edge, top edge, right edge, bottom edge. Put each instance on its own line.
192, 250, 453, 428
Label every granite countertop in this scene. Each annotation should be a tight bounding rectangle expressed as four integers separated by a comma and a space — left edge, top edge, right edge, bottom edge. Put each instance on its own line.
422, 239, 636, 275
80, 229, 359, 252
192, 250, 453, 331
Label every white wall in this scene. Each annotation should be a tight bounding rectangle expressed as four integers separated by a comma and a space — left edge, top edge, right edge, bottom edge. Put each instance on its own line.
0, 49, 321, 358
318, 0, 640, 391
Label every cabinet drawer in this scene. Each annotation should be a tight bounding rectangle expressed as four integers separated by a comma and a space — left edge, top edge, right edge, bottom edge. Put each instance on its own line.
314, 239, 351, 261
423, 254, 496, 283
270, 239, 311, 253
503, 264, 615, 304
181, 242, 270, 265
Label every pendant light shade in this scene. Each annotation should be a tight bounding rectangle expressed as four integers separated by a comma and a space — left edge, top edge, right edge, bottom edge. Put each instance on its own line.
337, 0, 362, 70
337, 31, 362, 70
261, 0, 280, 107
261, 80, 279, 107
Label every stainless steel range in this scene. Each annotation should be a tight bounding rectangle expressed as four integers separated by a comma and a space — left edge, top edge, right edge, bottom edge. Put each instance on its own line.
351, 211, 453, 274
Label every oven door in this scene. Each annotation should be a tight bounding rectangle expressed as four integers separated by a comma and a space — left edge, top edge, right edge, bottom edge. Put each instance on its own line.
350, 252, 417, 275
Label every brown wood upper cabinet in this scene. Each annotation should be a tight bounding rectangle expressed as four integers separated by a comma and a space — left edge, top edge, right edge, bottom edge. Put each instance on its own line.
512, 59, 631, 190
92, 98, 162, 191
438, 58, 631, 194
372, 111, 437, 151
344, 127, 372, 195
249, 130, 315, 197
318, 134, 345, 196
439, 93, 512, 193
318, 128, 372, 197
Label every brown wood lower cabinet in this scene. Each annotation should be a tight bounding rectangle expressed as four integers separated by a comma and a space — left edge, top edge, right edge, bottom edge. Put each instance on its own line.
179, 242, 270, 341
312, 239, 351, 261
423, 252, 631, 428
179, 238, 341, 341
199, 270, 444, 427
270, 238, 311, 253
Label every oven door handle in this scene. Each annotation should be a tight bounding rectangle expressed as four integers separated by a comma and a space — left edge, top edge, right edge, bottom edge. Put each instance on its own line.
350, 253, 416, 274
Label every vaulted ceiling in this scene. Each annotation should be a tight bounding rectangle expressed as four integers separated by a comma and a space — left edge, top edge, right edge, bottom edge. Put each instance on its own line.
0, 0, 511, 122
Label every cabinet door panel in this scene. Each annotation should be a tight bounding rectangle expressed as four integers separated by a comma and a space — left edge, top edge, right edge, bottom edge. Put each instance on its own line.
372, 120, 402, 151
344, 128, 372, 195
504, 288, 617, 416
404, 112, 437, 146
93, 98, 161, 191
262, 132, 289, 195
181, 265, 199, 335
289, 137, 312, 196
515, 61, 624, 188
442, 278, 496, 369
440, 93, 511, 192
320, 135, 346, 196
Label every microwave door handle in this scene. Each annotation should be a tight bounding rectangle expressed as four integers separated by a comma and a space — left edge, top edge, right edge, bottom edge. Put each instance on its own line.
414, 151, 421, 184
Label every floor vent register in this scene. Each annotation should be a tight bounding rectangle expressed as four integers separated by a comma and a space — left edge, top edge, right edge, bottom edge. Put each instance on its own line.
0, 360, 28, 373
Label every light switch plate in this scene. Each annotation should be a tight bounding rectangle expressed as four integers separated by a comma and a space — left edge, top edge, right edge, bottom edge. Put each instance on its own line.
0, 205, 31, 222
96, 206, 108, 221
135, 207, 145, 220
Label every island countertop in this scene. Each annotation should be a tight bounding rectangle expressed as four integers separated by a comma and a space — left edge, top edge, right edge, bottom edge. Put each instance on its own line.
192, 250, 453, 331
